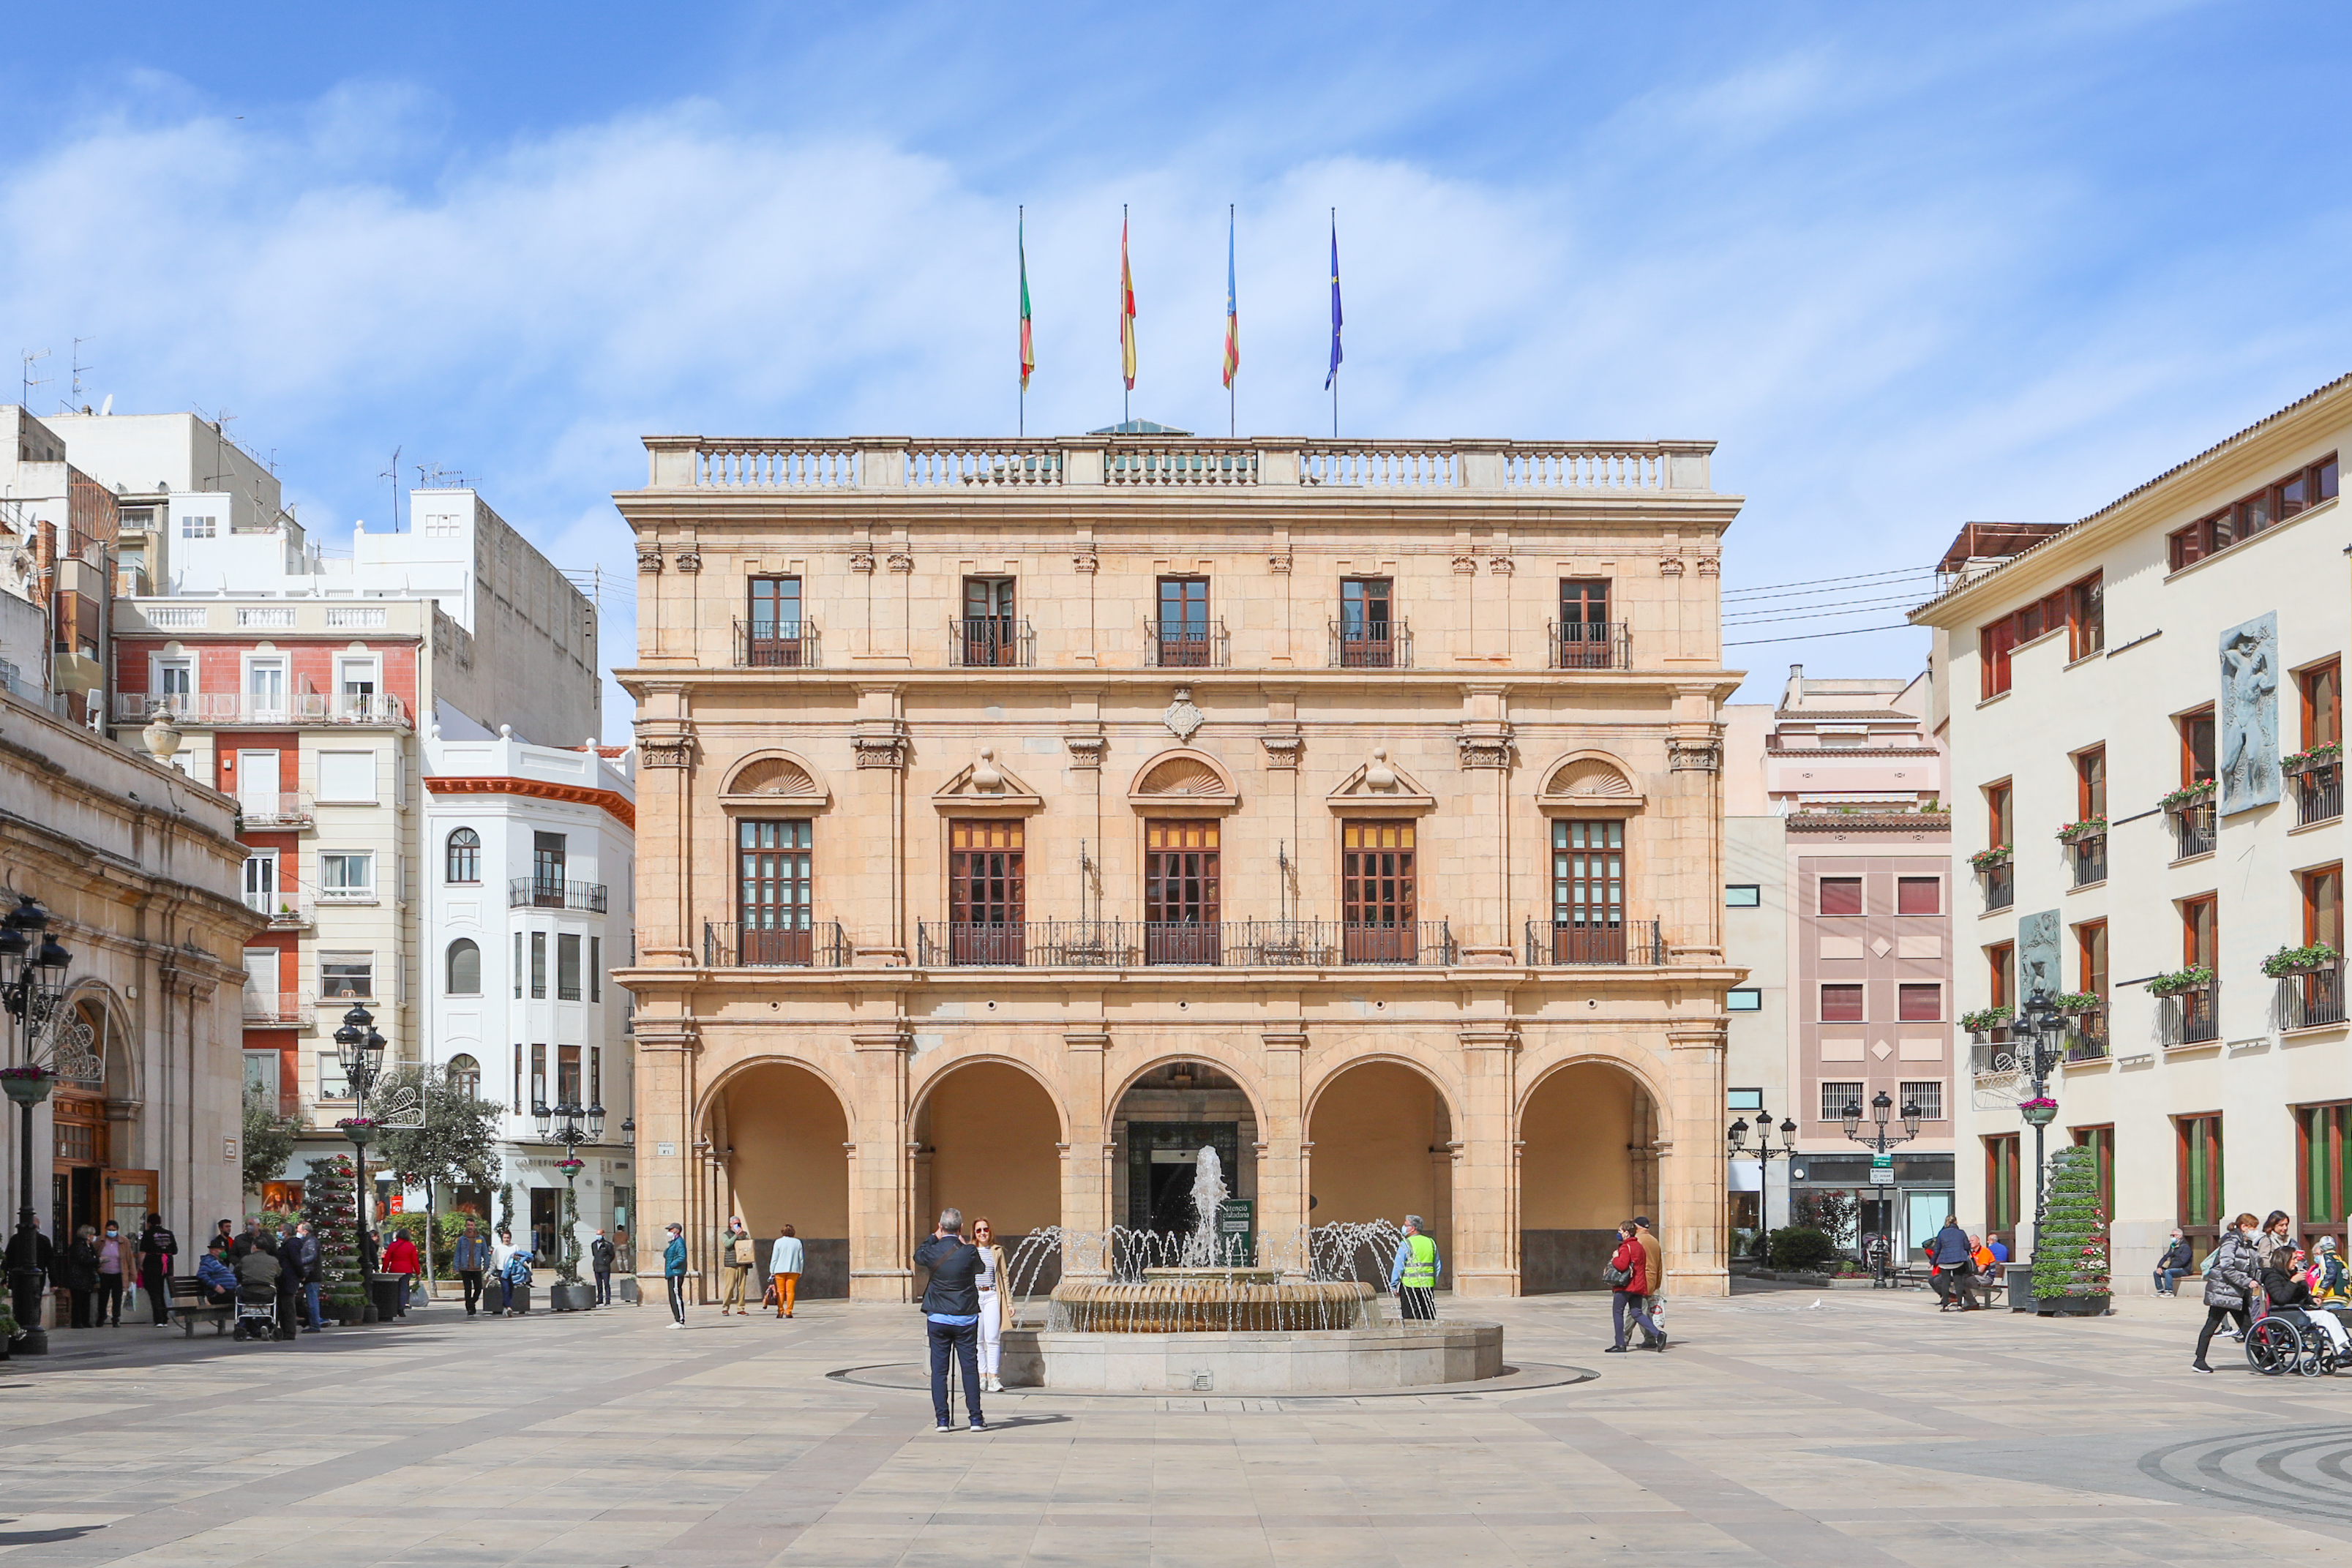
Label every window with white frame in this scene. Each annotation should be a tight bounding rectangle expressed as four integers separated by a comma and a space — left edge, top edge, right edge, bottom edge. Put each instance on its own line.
244, 656, 288, 718
242, 852, 279, 915
317, 751, 378, 803
317, 1051, 352, 1099
1820, 1081, 1864, 1122
1900, 1081, 1946, 1122
181, 511, 218, 539
154, 656, 194, 712
320, 851, 375, 898
318, 951, 374, 999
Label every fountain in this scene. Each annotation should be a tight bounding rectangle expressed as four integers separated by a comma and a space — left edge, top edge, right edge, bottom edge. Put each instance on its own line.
998, 1147, 1504, 1393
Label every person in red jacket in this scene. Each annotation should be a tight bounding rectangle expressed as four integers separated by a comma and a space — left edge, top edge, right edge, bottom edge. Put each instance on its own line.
382, 1231, 422, 1317
1607, 1220, 1665, 1352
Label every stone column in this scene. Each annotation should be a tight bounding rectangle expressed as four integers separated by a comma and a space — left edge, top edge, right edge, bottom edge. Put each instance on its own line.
630, 1017, 697, 1299
1060, 1025, 1111, 1282
849, 1027, 914, 1301
1666, 1020, 1729, 1298
1453, 1023, 1521, 1297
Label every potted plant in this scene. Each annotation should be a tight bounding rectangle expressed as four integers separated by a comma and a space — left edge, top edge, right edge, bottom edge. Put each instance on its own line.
2160, 779, 2217, 810
2262, 943, 2340, 978
2030, 1144, 2111, 1315
2050, 993, 2102, 1014
336, 1117, 379, 1146
2147, 965, 2216, 997
1968, 845, 2012, 872
0, 1064, 55, 1107
2018, 1095, 2059, 1127
2055, 817, 2108, 844
2282, 741, 2342, 776
1961, 1005, 2013, 1039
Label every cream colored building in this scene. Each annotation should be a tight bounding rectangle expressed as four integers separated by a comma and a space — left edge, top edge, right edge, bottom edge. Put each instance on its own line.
1914, 377, 2350, 1284
617, 433, 1743, 1301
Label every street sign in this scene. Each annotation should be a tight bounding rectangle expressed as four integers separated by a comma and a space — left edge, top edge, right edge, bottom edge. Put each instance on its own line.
1870, 1154, 1895, 1186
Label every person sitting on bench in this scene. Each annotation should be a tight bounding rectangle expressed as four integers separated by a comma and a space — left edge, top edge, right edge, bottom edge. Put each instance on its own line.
197, 1243, 239, 1307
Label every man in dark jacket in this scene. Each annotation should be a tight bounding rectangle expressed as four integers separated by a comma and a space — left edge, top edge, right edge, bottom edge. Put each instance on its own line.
284, 1222, 324, 1331
590, 1230, 618, 1306
138, 1214, 176, 1327
1929, 1218, 1974, 1310
2153, 1231, 2194, 1297
914, 1209, 986, 1433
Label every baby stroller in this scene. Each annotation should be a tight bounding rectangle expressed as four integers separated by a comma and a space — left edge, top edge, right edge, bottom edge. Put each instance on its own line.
232, 1280, 280, 1342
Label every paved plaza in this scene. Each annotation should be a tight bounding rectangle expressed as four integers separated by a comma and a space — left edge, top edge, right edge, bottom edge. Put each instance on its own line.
5, 1284, 2351, 1567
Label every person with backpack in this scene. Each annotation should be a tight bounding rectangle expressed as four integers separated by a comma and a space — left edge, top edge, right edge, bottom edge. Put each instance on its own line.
2194, 1212, 2262, 1372
1605, 1220, 1663, 1352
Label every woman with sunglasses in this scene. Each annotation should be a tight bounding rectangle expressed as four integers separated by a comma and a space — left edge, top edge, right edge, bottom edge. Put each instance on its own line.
971, 1218, 1011, 1393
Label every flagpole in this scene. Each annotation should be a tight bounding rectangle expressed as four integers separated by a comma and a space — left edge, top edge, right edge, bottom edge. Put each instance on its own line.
1123, 203, 1130, 429
1018, 205, 1026, 440
1229, 203, 1237, 439
1329, 207, 1340, 440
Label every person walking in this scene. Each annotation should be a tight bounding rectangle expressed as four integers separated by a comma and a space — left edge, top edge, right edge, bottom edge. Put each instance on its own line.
2194, 1212, 2262, 1371
138, 1212, 176, 1328
590, 1228, 617, 1306
2153, 1230, 2193, 1297
1928, 1216, 1974, 1310
270, 1228, 302, 1340
662, 1221, 689, 1327
61, 1224, 100, 1329
452, 1220, 494, 1316
1387, 1215, 1442, 1321
288, 1220, 324, 1331
1634, 1215, 1666, 1329
970, 1218, 1010, 1392
94, 1219, 129, 1327
914, 1208, 986, 1431
1606, 1220, 1663, 1351
769, 1223, 804, 1318
381, 1229, 421, 1316
720, 1217, 755, 1316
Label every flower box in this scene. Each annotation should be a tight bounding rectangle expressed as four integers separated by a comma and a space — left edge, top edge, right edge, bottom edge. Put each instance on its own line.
2019, 1100, 2059, 1127
1960, 1006, 2013, 1037
337, 1118, 379, 1145
2282, 743, 2342, 776
2055, 818, 2108, 845
1968, 846, 2012, 872
2147, 966, 2216, 998
2261, 943, 2339, 978
2050, 993, 2102, 1013
0, 1068, 56, 1107
2160, 781, 2217, 810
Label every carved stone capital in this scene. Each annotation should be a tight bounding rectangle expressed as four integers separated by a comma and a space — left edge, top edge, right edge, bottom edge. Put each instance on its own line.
1064, 732, 1107, 769
1455, 723, 1514, 770
886, 552, 915, 574
1451, 554, 1480, 575
636, 548, 664, 574
674, 549, 702, 574
1669, 737, 1723, 773
1488, 555, 1515, 575
1696, 555, 1720, 577
1073, 552, 1101, 574
850, 552, 877, 574
1659, 557, 1685, 577
1259, 731, 1305, 770
1267, 553, 1293, 574
853, 722, 910, 770
635, 719, 694, 770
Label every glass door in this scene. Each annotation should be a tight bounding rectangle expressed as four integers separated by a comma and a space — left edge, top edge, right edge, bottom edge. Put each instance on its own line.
948, 819, 1024, 964
1341, 821, 1416, 963
1144, 820, 1220, 964
738, 819, 813, 964
1551, 819, 1625, 961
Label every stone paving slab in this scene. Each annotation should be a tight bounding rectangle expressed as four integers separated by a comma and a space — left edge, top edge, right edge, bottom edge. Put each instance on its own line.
7, 1288, 2352, 1565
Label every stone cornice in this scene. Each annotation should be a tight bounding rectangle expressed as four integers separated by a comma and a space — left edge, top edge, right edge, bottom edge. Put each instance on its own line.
425, 773, 636, 830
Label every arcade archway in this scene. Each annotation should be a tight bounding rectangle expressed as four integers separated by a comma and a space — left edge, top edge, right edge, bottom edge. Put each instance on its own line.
1306, 1060, 1454, 1286
911, 1059, 1064, 1252
708, 1060, 850, 1297
1518, 1059, 1659, 1294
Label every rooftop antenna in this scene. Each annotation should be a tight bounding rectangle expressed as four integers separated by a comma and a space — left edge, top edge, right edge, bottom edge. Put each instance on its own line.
70, 338, 94, 410
380, 446, 402, 532
20, 348, 50, 408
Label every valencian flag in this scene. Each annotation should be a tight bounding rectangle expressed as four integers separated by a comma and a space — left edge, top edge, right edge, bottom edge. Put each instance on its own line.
1019, 211, 1035, 391
1325, 213, 1343, 390
1221, 208, 1239, 389
1119, 210, 1138, 391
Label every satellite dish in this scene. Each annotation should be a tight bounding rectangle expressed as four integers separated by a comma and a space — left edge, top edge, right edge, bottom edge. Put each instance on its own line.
100, 394, 113, 416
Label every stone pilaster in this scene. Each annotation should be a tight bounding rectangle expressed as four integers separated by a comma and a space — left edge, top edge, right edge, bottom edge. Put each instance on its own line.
1453, 1022, 1521, 1297
849, 1027, 915, 1300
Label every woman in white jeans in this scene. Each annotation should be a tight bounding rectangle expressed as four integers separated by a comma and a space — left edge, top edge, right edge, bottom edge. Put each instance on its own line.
972, 1217, 1011, 1393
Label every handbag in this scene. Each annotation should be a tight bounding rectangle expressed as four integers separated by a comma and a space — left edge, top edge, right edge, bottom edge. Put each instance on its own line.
761, 1278, 778, 1307
1601, 1262, 1631, 1288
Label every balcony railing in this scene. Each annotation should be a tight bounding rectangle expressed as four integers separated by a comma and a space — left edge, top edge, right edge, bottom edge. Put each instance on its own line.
2160, 984, 2221, 1048
1524, 919, 1665, 966
237, 792, 315, 830
509, 878, 609, 912
1328, 620, 1412, 669
703, 920, 850, 969
1982, 863, 2014, 911
1145, 619, 1229, 669
112, 691, 411, 728
732, 619, 821, 669
2173, 801, 2216, 859
914, 918, 1458, 968
2064, 1013, 2108, 1062
1969, 1037, 2024, 1079
244, 893, 315, 929
948, 618, 1034, 668
2069, 833, 2108, 887
2277, 961, 2347, 1031
1547, 620, 1630, 671
241, 991, 310, 1027
2296, 762, 2342, 826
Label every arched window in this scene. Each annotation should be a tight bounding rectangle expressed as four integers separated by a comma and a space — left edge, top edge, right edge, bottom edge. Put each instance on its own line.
445, 828, 482, 884
446, 1054, 482, 1099
446, 938, 482, 996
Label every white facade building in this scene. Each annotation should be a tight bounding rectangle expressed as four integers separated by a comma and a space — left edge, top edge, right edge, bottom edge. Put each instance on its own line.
1914, 376, 2349, 1286
423, 730, 637, 1258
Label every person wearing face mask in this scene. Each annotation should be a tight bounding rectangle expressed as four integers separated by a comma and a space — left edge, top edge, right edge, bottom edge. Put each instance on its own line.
95, 1220, 129, 1327
2193, 1212, 2263, 1373
2153, 1230, 2193, 1297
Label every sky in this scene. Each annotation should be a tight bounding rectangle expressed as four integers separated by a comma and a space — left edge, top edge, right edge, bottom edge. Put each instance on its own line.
7, 1, 2351, 735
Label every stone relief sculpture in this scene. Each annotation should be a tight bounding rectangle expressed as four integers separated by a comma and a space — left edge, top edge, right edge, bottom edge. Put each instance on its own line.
2219, 612, 2280, 814
2018, 909, 2061, 1006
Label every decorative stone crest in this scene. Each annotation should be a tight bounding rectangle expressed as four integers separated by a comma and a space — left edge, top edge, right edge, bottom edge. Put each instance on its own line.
1259, 731, 1304, 770
1456, 724, 1513, 770
1669, 737, 1723, 773
636, 548, 664, 574
886, 552, 915, 574
850, 552, 877, 574
1162, 687, 1205, 743
674, 549, 702, 574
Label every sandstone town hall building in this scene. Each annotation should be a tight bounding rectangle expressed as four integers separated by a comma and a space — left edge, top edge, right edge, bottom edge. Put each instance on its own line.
616, 431, 1742, 1300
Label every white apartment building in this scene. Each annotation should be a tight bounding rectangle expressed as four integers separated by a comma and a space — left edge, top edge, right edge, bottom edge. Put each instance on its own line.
1722, 666, 1954, 1258
1914, 376, 2349, 1286
422, 729, 637, 1255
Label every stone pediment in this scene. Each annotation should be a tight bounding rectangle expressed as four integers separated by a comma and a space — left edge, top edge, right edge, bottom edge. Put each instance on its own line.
1126, 749, 1240, 809
1535, 751, 1644, 811
1324, 749, 1437, 813
719, 750, 832, 808
932, 748, 1043, 811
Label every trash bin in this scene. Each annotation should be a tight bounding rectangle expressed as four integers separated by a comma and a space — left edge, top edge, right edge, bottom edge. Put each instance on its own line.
367, 1272, 407, 1321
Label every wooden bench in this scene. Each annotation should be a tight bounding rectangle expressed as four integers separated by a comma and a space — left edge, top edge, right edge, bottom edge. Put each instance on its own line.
168, 1275, 234, 1337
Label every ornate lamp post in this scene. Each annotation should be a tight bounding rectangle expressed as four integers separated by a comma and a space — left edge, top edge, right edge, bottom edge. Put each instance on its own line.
2009, 989, 2068, 1272
331, 1005, 389, 1283
533, 1096, 604, 1306
1840, 1089, 1922, 1280
1725, 1109, 1798, 1241
2, 895, 72, 1355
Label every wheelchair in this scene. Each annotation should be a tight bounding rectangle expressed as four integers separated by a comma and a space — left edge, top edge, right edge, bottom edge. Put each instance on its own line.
2244, 1310, 2340, 1377
231, 1283, 281, 1342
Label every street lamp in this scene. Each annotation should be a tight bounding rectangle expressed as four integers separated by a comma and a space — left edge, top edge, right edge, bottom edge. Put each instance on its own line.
1, 894, 72, 1356
2009, 989, 2070, 1278
534, 1098, 604, 1305
332, 1004, 389, 1294
1725, 1109, 1798, 1241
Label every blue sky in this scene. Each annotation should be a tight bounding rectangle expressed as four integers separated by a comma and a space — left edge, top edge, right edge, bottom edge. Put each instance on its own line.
6, 1, 2350, 733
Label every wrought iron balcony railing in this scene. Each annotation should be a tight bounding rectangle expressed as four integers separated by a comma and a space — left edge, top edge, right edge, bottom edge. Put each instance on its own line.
2296, 762, 2342, 827
2277, 961, 2346, 1031
1981, 863, 2014, 911
732, 619, 821, 668
2069, 833, 2108, 888
1145, 619, 1229, 669
913, 918, 1458, 968
2064, 1013, 2109, 1062
703, 920, 850, 969
1546, 620, 1630, 671
2174, 800, 2216, 859
2160, 984, 2221, 1048
1523, 919, 1665, 966
509, 878, 609, 912
948, 617, 1035, 668
1328, 620, 1412, 669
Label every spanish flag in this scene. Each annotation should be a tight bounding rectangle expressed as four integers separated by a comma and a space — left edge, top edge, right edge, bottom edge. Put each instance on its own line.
1019, 212, 1035, 391
1119, 211, 1138, 391
1221, 208, 1238, 390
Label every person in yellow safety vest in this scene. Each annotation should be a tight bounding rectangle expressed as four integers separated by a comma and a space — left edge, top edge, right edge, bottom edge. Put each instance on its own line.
1388, 1215, 1441, 1321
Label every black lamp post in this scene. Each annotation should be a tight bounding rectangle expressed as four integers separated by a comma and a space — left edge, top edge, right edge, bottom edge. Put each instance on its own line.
331, 1005, 389, 1290
1840, 1089, 1923, 1280
2, 895, 72, 1355
1725, 1109, 1798, 1238
2010, 989, 2068, 1274
533, 1097, 604, 1299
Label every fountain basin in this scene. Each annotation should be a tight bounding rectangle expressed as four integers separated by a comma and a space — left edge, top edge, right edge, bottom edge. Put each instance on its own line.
1051, 1275, 1374, 1332
1001, 1321, 1503, 1394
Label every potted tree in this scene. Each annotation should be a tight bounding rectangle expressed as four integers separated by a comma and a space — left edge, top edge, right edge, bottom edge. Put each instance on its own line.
2031, 1144, 2111, 1316
302, 1155, 370, 1326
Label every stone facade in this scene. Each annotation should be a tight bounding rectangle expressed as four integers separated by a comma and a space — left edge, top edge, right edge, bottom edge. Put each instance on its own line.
615, 435, 1742, 1301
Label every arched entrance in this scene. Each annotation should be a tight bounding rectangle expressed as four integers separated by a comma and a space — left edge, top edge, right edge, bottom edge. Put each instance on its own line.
707, 1061, 850, 1298
1518, 1060, 1659, 1294
1306, 1060, 1453, 1284
910, 1060, 1063, 1264
1111, 1060, 1259, 1255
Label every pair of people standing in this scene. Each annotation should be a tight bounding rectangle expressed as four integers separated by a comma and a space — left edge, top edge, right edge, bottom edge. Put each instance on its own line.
913, 1209, 1009, 1431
